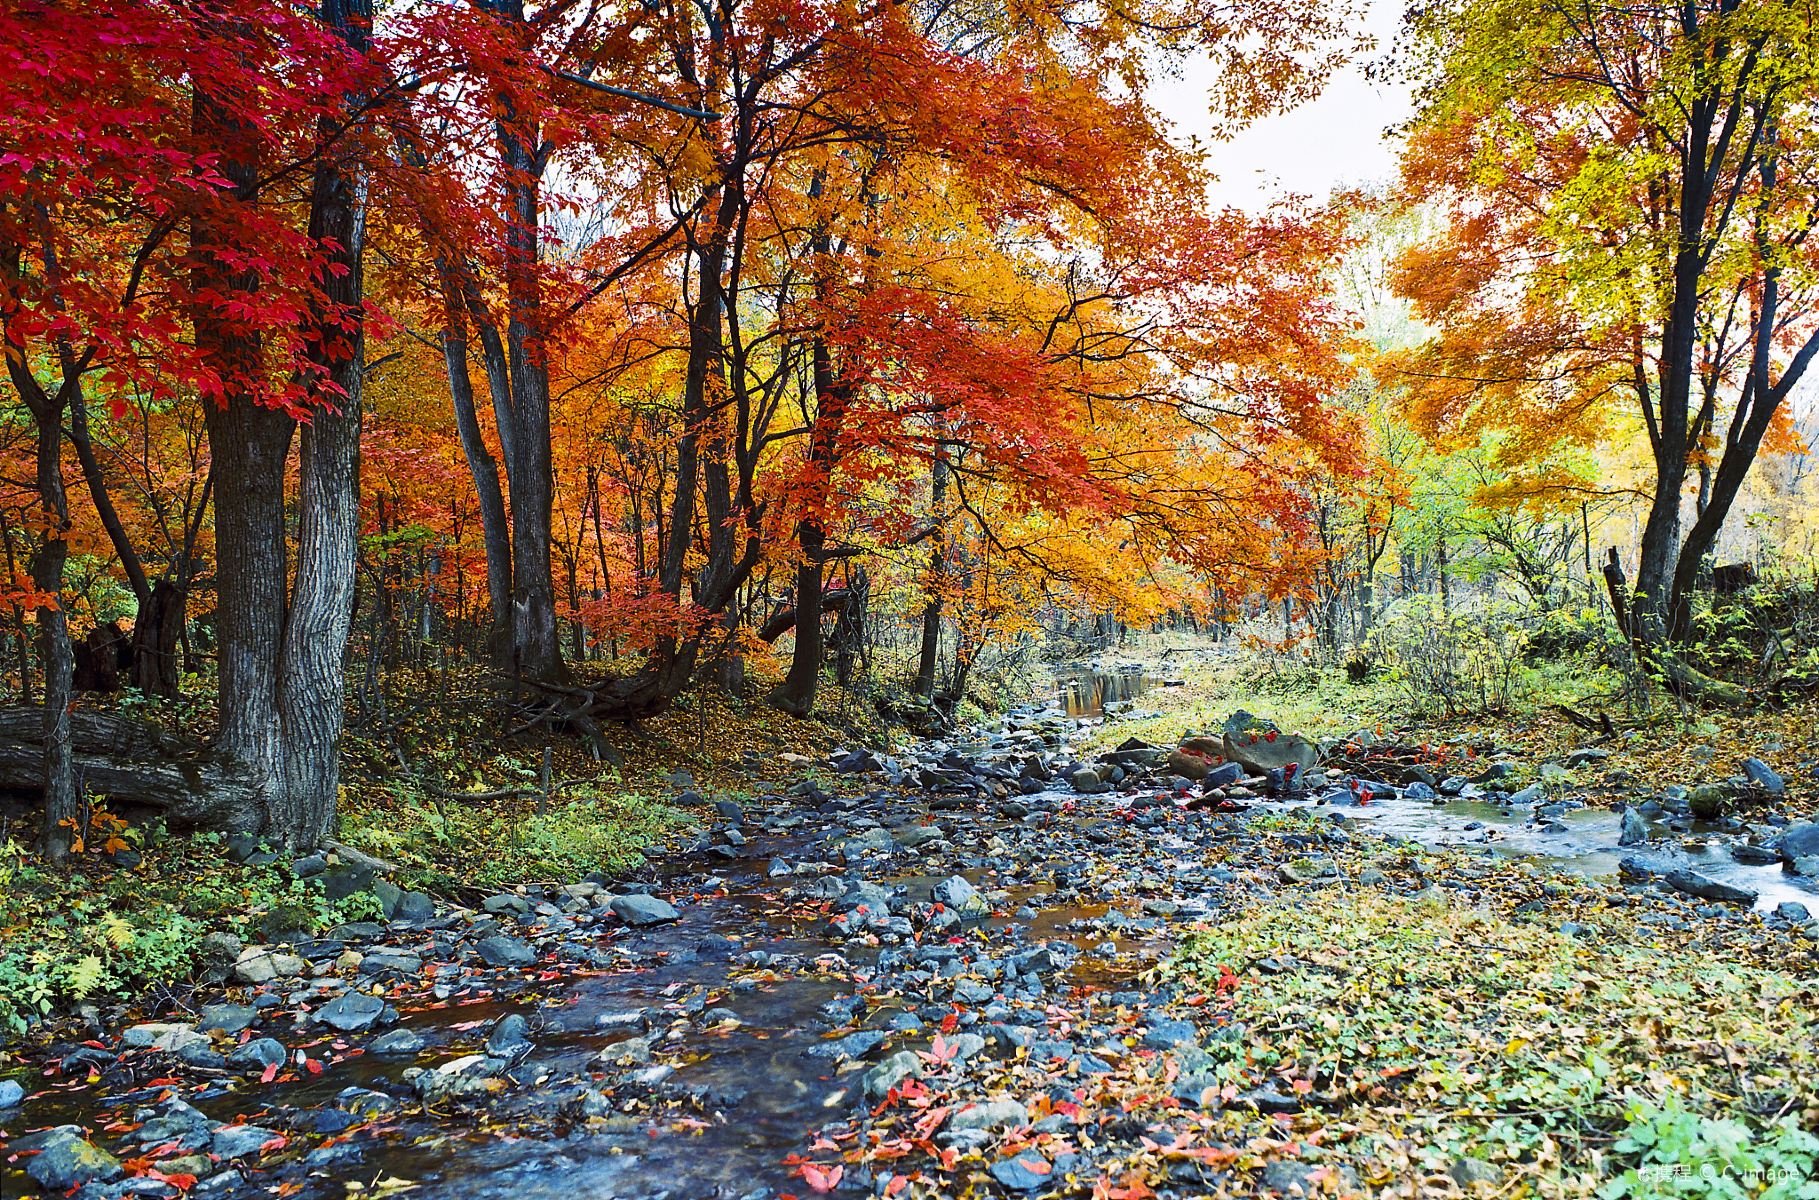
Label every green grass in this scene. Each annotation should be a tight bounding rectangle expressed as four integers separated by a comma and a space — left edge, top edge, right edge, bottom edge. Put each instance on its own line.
0, 830, 381, 1034
1088, 649, 1612, 753
338, 786, 694, 894
1154, 845, 1819, 1197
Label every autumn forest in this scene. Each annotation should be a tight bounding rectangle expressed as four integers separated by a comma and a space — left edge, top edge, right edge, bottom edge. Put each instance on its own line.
3, 0, 1819, 1197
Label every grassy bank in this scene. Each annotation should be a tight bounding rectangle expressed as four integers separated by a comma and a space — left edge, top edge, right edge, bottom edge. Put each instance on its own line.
1, 674, 893, 1035
1155, 827, 1819, 1197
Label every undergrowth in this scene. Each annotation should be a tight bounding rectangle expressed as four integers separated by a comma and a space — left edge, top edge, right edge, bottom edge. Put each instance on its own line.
338, 787, 692, 894
0, 829, 380, 1033
1157, 850, 1819, 1197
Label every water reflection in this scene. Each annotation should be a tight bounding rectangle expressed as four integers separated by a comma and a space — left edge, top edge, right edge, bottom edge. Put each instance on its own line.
1056, 668, 1151, 717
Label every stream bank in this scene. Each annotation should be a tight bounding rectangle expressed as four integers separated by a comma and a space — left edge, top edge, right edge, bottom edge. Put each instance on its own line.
5, 681, 1816, 1199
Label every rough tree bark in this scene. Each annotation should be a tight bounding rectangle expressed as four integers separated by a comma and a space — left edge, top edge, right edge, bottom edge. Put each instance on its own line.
912, 451, 950, 701
487, 0, 563, 684
275, 0, 369, 849
771, 336, 850, 716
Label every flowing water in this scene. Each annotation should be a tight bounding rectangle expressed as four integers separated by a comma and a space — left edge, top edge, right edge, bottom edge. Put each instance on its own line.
7, 684, 1813, 1200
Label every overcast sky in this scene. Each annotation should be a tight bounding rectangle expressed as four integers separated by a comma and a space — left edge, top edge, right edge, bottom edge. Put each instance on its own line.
1145, 0, 1413, 211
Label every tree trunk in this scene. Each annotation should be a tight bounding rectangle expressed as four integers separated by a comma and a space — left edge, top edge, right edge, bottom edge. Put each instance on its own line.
912, 451, 949, 701
202, 391, 293, 835
770, 337, 848, 717
194, 64, 289, 835
441, 320, 513, 665
129, 579, 186, 698
493, 41, 563, 684
30, 406, 77, 863
274, 13, 368, 850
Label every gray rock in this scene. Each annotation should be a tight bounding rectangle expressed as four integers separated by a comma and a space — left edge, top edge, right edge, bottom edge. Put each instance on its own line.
1262, 1160, 1360, 1194
234, 949, 305, 984
860, 1050, 922, 1101
199, 1003, 258, 1035
212, 1124, 280, 1161
1142, 1019, 1197, 1049
321, 862, 377, 901
0, 1078, 23, 1108
1071, 767, 1109, 794
1790, 856, 1819, 878
335, 1087, 400, 1118
1203, 761, 1244, 789
412, 1056, 500, 1103
369, 1028, 426, 1056
1507, 785, 1544, 806
360, 951, 423, 976
228, 1038, 287, 1070
1664, 869, 1756, 905
610, 894, 680, 926
932, 875, 987, 916
123, 1021, 193, 1049
947, 1099, 1029, 1131
1451, 1157, 1504, 1187
485, 1013, 534, 1059
1742, 757, 1786, 795
839, 827, 897, 858
1619, 807, 1648, 847
25, 1130, 123, 1191
1777, 822, 1819, 861
476, 935, 537, 967
1775, 901, 1811, 924
197, 930, 244, 976
808, 1029, 887, 1060
990, 1150, 1052, 1192
394, 890, 437, 922
316, 991, 387, 1032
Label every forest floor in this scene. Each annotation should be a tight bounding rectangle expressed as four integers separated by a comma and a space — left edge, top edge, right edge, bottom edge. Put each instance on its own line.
4, 654, 1819, 1199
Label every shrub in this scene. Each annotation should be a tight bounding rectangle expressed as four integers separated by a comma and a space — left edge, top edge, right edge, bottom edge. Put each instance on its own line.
0, 829, 378, 1034
1369, 599, 1539, 717
338, 785, 691, 893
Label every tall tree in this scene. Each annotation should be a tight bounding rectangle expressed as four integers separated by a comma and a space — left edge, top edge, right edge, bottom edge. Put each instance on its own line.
1396, 0, 1819, 647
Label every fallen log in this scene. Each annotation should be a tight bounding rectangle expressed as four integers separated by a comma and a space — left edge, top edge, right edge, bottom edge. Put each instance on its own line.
0, 706, 261, 828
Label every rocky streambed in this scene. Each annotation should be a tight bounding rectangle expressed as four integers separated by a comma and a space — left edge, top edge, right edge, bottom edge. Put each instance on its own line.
4, 694, 1816, 1199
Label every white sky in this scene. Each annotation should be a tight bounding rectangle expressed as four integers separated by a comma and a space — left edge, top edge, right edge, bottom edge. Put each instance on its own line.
1145, 0, 1413, 212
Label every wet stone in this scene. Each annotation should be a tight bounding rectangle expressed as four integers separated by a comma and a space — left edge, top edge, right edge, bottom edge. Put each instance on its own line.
485, 1013, 534, 1059
861, 1051, 922, 1101
228, 1038, 287, 1071
369, 1028, 426, 1056
990, 1149, 1053, 1192
316, 991, 387, 1032
211, 1125, 279, 1161
25, 1130, 123, 1192
610, 894, 681, 926
475, 935, 537, 967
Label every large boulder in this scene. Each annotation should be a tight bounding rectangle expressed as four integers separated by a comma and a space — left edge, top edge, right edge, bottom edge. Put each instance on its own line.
24, 1129, 123, 1192
1221, 727, 1318, 777
1165, 748, 1212, 781
1776, 822, 1819, 862
1664, 869, 1756, 905
610, 894, 680, 926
